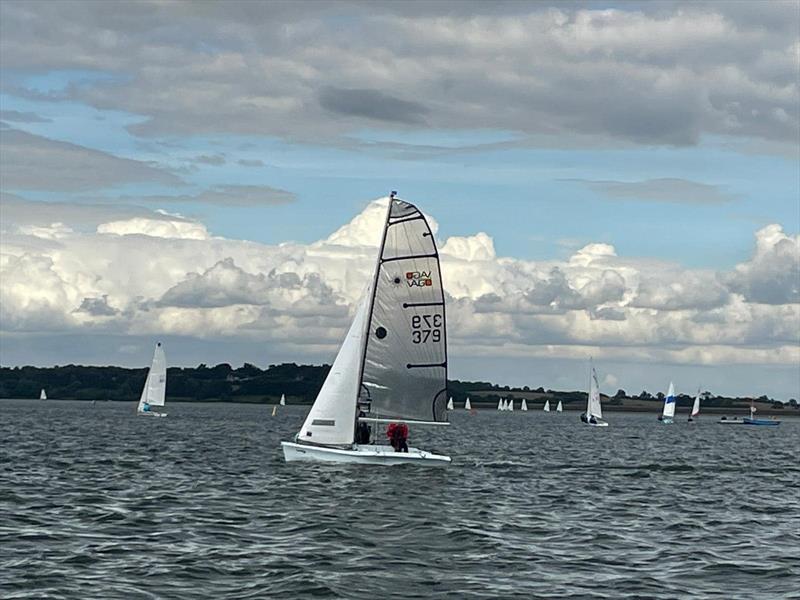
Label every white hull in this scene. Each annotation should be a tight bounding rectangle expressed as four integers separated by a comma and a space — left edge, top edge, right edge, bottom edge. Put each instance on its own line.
281, 442, 451, 466
584, 419, 609, 427
138, 411, 168, 418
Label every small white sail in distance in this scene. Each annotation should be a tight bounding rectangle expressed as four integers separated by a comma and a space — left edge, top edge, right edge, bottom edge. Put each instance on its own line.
556, 400, 563, 413
447, 397, 454, 410
464, 397, 471, 410
662, 382, 676, 419
39, 389, 47, 400
137, 342, 167, 416
521, 399, 528, 411
508, 398, 514, 411
690, 388, 701, 419
280, 394, 286, 406
497, 398, 503, 411
543, 399, 551, 412
588, 366, 603, 420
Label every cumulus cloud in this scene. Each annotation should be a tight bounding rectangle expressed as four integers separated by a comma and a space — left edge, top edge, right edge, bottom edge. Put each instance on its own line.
0, 196, 797, 368
725, 224, 800, 304
0, 2, 795, 146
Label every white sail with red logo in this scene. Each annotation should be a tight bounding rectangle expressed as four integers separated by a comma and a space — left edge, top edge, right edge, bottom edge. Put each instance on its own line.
283, 195, 450, 465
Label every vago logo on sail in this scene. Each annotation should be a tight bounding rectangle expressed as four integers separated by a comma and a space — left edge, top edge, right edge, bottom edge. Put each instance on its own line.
406, 271, 433, 287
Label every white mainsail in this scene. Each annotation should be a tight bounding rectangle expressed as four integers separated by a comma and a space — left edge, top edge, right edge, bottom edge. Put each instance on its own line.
588, 366, 603, 419
137, 342, 167, 414
508, 399, 514, 411
447, 397, 454, 410
690, 389, 701, 418
464, 397, 471, 410
39, 389, 47, 400
543, 399, 551, 412
293, 196, 449, 451
662, 382, 676, 419
556, 400, 563, 413
497, 398, 503, 411
521, 399, 528, 411
280, 394, 286, 406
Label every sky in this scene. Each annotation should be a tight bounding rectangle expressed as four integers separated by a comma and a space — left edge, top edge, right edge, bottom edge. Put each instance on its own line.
0, 0, 798, 400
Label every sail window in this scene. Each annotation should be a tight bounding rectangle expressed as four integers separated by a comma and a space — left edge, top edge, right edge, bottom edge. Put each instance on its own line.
375, 327, 387, 339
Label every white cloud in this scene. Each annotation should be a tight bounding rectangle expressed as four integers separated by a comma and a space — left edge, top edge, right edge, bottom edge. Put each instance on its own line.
1, 197, 798, 369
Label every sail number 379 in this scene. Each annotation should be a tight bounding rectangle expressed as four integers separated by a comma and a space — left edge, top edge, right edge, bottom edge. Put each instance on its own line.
411, 314, 442, 343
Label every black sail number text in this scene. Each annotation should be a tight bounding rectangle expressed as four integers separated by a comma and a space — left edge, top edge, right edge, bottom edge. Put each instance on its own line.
411, 314, 442, 344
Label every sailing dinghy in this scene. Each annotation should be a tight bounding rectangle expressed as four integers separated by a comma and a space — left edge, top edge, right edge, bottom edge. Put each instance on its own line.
464, 397, 471, 410
39, 389, 47, 401
556, 400, 563, 413
520, 399, 528, 411
137, 342, 168, 417
543, 399, 550, 412
743, 399, 780, 426
447, 397, 454, 410
658, 382, 676, 424
282, 195, 451, 465
580, 362, 608, 426
280, 394, 286, 406
688, 388, 701, 422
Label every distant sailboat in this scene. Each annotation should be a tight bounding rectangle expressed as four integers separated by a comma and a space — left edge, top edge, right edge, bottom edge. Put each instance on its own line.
688, 388, 701, 422
447, 397, 454, 410
508, 399, 514, 411
659, 382, 676, 424
464, 397, 472, 410
280, 394, 286, 406
581, 361, 608, 426
556, 400, 563, 413
271, 405, 278, 417
137, 342, 168, 417
543, 399, 550, 412
281, 194, 451, 465
39, 389, 47, 401
743, 399, 780, 426
521, 399, 528, 411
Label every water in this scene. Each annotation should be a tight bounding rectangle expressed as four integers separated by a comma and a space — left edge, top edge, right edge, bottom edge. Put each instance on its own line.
1, 400, 798, 599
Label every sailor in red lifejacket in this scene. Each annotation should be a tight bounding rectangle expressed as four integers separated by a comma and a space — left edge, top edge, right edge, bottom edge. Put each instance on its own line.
386, 422, 409, 453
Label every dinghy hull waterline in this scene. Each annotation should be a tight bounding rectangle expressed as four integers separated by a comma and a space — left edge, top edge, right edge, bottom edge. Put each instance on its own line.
281, 442, 451, 465
138, 412, 168, 418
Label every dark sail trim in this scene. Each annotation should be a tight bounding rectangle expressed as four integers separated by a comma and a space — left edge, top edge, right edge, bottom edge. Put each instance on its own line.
388, 214, 424, 227
381, 252, 438, 264
402, 301, 445, 308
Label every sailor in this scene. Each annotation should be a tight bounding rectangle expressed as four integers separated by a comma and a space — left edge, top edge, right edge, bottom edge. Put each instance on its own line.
356, 411, 371, 444
387, 422, 409, 453
142, 402, 151, 412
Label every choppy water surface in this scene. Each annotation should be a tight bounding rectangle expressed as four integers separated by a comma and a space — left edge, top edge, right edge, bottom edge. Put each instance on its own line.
1, 400, 798, 599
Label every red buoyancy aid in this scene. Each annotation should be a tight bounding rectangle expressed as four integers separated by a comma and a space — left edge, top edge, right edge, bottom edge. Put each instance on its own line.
386, 423, 409, 440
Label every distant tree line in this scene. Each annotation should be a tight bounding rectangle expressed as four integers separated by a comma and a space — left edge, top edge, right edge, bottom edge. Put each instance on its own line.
0, 363, 796, 408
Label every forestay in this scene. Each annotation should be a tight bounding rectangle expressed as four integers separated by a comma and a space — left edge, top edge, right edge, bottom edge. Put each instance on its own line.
360, 198, 448, 423
138, 343, 166, 410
